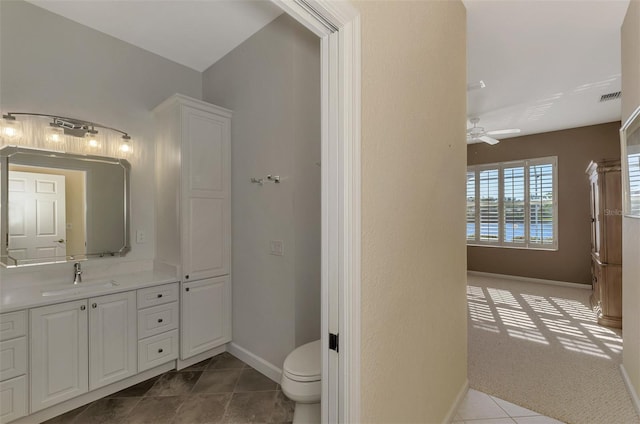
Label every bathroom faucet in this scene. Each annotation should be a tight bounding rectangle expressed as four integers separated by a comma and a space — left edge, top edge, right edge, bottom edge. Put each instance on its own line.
73, 262, 82, 284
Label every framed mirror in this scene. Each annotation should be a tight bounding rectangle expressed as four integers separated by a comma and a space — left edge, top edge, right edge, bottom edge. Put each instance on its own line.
0, 146, 130, 266
621, 105, 640, 218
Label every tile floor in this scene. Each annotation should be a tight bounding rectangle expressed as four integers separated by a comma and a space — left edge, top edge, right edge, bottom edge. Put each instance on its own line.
453, 389, 564, 424
42, 352, 294, 424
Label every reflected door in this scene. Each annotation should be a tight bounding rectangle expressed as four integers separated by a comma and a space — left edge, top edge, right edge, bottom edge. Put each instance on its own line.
8, 171, 66, 260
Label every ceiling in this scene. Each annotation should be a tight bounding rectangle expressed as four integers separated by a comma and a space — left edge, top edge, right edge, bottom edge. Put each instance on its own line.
26, 0, 283, 72
26, 0, 631, 141
464, 0, 630, 141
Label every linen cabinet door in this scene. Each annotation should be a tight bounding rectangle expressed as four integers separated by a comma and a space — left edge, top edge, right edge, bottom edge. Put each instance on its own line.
181, 276, 231, 359
181, 106, 230, 281
30, 300, 88, 412
89, 291, 137, 390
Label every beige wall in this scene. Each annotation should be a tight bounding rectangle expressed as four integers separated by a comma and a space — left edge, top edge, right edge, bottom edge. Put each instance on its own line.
202, 15, 321, 368
356, 1, 468, 422
467, 122, 621, 284
622, 0, 640, 400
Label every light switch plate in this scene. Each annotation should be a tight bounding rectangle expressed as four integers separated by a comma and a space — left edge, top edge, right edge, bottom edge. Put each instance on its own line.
136, 230, 146, 244
269, 240, 284, 256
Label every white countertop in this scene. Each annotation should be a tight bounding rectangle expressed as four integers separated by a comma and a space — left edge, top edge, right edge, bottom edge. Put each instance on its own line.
0, 269, 179, 313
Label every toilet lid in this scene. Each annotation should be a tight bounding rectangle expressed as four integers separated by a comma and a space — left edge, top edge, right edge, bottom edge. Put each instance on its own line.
283, 340, 321, 382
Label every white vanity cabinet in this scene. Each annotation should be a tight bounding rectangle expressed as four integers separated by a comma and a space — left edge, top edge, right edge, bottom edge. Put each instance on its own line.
0, 311, 28, 423
181, 276, 231, 358
30, 300, 88, 412
88, 291, 137, 390
154, 94, 232, 360
30, 292, 137, 413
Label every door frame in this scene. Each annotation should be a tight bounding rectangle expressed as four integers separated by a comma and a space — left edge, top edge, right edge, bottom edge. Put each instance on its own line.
269, 1, 361, 423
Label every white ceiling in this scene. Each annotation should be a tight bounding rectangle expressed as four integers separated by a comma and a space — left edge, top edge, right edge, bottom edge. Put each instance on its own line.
26, 0, 631, 140
27, 0, 283, 72
464, 0, 630, 141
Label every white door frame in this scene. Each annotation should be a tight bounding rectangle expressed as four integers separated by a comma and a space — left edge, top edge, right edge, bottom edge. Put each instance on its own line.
269, 1, 361, 423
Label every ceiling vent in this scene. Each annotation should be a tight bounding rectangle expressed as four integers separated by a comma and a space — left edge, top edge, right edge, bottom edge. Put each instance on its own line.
600, 91, 622, 102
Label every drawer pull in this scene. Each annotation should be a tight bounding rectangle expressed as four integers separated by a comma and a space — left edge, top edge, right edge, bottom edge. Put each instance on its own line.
158, 318, 164, 323
80, 305, 86, 311
158, 348, 164, 353
186, 287, 190, 292
157, 294, 163, 298
92, 303, 97, 309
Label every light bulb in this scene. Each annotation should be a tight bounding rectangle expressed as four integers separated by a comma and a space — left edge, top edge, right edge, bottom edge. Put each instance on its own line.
119, 143, 131, 153
45, 125, 64, 143
1, 119, 22, 140
85, 129, 100, 147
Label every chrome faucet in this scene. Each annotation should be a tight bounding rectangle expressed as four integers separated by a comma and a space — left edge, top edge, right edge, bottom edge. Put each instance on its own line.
73, 262, 82, 284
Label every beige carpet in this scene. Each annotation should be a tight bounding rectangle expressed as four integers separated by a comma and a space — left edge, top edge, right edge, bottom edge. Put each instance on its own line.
467, 274, 639, 424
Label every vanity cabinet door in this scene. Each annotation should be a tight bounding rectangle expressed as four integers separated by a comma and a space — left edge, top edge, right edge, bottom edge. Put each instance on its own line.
181, 276, 231, 359
181, 105, 231, 282
30, 300, 88, 413
89, 291, 137, 390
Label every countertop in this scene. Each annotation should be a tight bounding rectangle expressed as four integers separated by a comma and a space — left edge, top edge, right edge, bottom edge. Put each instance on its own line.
0, 269, 179, 313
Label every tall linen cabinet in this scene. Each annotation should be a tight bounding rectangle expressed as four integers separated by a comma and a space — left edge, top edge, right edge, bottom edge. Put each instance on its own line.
154, 94, 232, 359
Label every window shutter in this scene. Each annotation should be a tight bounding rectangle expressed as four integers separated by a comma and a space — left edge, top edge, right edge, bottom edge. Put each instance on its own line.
529, 163, 554, 246
467, 172, 476, 241
628, 153, 640, 216
479, 169, 499, 242
503, 167, 525, 244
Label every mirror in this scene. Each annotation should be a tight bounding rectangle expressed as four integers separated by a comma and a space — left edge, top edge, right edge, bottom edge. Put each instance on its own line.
621, 106, 640, 218
0, 146, 130, 266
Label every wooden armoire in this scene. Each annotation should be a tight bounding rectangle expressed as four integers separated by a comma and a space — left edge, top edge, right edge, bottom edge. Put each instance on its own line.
586, 159, 623, 328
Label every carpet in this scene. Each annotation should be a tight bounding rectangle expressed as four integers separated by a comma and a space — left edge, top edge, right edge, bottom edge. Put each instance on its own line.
467, 274, 639, 424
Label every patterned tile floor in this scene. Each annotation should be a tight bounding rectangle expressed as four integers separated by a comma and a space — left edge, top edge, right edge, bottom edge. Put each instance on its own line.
42, 352, 294, 424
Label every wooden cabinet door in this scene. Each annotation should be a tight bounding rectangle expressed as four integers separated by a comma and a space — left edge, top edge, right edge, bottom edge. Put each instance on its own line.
89, 291, 137, 390
181, 276, 231, 359
30, 300, 88, 412
181, 106, 230, 281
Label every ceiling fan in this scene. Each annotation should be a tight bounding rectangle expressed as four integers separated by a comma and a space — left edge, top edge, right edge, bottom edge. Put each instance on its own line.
467, 117, 520, 145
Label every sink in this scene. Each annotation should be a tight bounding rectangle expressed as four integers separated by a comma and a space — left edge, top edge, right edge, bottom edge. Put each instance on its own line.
41, 280, 119, 297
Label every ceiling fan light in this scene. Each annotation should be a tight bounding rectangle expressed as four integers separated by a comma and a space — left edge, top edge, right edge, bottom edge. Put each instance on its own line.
486, 128, 521, 136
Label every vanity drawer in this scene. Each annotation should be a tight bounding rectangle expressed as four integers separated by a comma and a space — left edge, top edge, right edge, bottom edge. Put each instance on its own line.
0, 338, 27, 382
138, 330, 178, 372
137, 283, 179, 309
0, 311, 26, 342
138, 302, 179, 339
0, 375, 27, 423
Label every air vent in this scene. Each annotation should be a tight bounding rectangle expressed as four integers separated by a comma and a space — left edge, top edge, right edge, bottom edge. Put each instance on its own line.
600, 91, 622, 102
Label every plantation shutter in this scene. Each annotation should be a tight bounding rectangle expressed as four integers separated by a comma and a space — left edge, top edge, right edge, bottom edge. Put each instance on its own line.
529, 163, 555, 246
479, 169, 499, 242
503, 166, 525, 244
628, 153, 640, 216
467, 172, 476, 241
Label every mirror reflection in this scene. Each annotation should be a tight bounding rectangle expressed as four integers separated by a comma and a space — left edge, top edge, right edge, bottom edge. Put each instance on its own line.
1, 146, 130, 266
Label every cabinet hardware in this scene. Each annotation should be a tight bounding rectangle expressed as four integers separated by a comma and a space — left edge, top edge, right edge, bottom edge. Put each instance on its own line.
185, 287, 190, 292
185, 275, 189, 280
80, 305, 86, 311
158, 318, 163, 323
157, 294, 163, 298
92, 303, 97, 309
158, 348, 163, 353
329, 333, 339, 352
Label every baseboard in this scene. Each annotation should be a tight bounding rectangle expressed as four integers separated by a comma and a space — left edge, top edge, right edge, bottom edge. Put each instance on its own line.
442, 379, 469, 424
467, 271, 591, 290
620, 364, 640, 415
227, 342, 283, 383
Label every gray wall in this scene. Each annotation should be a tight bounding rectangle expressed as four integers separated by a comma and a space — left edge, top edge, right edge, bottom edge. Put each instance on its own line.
203, 14, 321, 368
0, 0, 202, 267
467, 122, 621, 284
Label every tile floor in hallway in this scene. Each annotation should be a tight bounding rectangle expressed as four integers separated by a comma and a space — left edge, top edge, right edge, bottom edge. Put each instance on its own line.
453, 389, 564, 424
42, 352, 294, 424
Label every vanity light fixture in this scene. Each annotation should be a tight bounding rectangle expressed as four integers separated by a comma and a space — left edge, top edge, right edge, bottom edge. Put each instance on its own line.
0, 114, 22, 140
1, 112, 132, 146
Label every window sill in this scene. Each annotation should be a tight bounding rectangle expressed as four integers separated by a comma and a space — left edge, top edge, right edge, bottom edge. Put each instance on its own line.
467, 243, 558, 252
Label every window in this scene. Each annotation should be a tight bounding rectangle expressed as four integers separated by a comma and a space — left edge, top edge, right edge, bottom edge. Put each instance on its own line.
466, 156, 557, 250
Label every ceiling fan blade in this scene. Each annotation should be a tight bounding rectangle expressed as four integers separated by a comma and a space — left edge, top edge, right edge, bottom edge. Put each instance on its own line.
479, 135, 500, 145
486, 128, 521, 136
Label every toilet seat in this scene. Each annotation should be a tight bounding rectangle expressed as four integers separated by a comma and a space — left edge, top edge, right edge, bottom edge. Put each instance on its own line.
283, 340, 321, 382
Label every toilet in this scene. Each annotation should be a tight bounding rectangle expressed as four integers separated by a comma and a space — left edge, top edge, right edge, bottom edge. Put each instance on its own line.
281, 339, 321, 424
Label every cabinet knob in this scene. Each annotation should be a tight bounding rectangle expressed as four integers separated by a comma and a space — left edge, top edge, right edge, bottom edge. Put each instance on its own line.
158, 348, 164, 353
185, 287, 190, 292
185, 275, 189, 280
158, 318, 164, 323
92, 303, 97, 309
80, 305, 86, 311
157, 294, 163, 298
